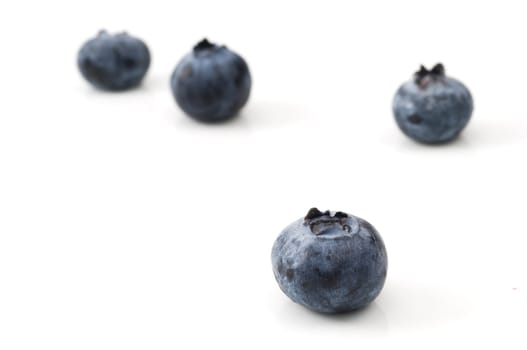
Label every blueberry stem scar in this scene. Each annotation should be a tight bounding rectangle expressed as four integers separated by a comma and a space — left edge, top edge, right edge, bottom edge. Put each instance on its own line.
414, 63, 445, 87
193, 38, 215, 52
303, 207, 350, 235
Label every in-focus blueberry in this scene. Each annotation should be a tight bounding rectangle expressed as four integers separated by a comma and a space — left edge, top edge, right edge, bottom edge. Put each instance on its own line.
170, 39, 251, 123
392, 64, 473, 144
77, 30, 150, 91
271, 208, 388, 314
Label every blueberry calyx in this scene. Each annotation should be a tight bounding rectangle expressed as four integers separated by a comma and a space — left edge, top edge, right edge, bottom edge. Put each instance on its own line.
193, 38, 216, 52
303, 208, 351, 235
304, 207, 324, 221
414, 63, 445, 88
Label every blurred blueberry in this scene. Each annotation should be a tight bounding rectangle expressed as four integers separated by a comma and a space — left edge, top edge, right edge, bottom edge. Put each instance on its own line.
170, 39, 251, 123
78, 30, 150, 91
393, 64, 473, 144
271, 208, 388, 314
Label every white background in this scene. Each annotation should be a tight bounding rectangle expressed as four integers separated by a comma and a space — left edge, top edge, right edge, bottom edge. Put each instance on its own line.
0, 0, 526, 348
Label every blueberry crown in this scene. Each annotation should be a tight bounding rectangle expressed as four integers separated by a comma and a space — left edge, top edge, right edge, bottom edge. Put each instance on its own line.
414, 63, 445, 87
304, 208, 351, 235
193, 38, 217, 52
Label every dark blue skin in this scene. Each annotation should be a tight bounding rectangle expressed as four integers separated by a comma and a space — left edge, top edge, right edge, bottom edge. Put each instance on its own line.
393, 64, 473, 144
170, 39, 251, 123
77, 30, 150, 91
271, 208, 388, 314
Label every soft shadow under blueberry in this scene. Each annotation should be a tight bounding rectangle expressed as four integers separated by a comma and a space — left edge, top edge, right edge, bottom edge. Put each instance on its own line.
378, 281, 473, 331
170, 101, 309, 130
81, 81, 146, 96
79, 72, 168, 95
169, 109, 249, 131
389, 118, 526, 151
274, 298, 388, 333
273, 279, 474, 333
460, 118, 526, 148
239, 101, 309, 128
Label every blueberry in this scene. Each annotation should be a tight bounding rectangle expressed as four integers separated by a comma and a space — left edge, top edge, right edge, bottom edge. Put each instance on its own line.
77, 30, 150, 91
170, 39, 252, 123
271, 208, 388, 314
392, 64, 473, 144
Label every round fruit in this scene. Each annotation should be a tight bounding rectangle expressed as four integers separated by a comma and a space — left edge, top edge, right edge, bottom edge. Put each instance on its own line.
271, 208, 388, 313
